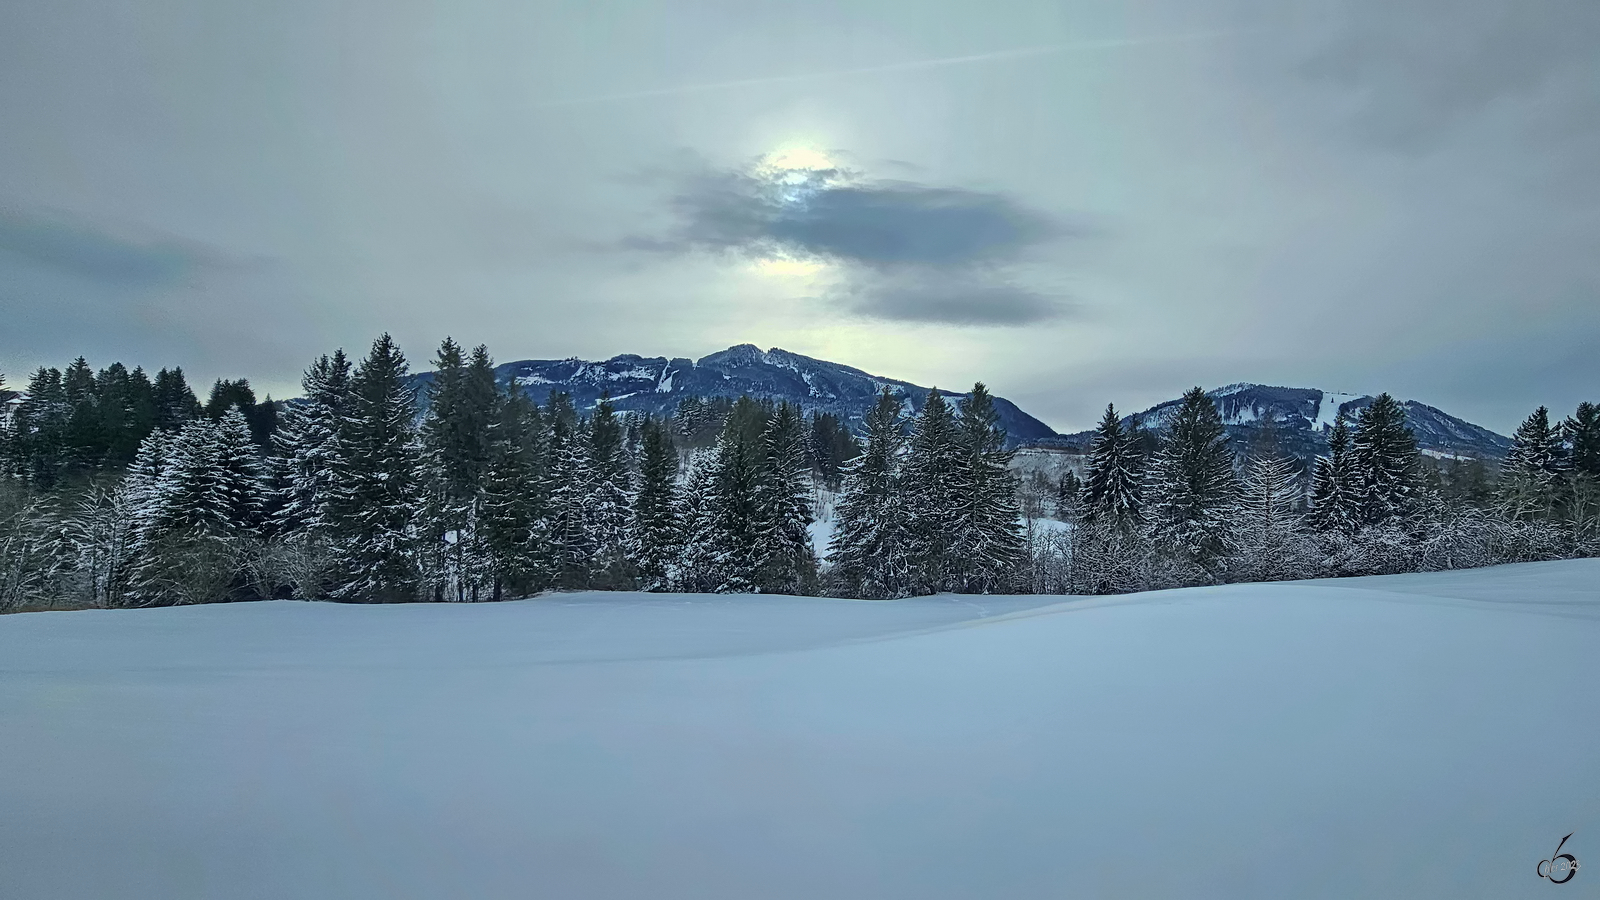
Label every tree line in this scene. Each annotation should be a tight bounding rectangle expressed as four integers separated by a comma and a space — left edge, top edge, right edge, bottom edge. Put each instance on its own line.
2, 339, 1596, 611
0, 336, 862, 608
1023, 389, 1600, 593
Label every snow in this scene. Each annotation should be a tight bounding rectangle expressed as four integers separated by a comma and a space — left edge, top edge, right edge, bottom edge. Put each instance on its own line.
1208, 382, 1256, 398
1025, 516, 1073, 536
807, 517, 836, 559
1221, 404, 1261, 424
512, 373, 554, 386
1314, 390, 1364, 431
656, 365, 674, 393
2, 560, 1598, 899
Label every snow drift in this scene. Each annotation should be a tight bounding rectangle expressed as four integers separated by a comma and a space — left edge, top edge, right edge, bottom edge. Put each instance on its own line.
2, 560, 1597, 899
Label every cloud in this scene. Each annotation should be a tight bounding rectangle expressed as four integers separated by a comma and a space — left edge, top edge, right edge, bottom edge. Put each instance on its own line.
0, 205, 199, 286
1290, 0, 1600, 148
638, 160, 1069, 325
835, 272, 1067, 326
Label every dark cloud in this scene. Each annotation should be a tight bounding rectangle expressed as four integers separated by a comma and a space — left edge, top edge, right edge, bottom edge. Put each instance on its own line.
0, 205, 198, 286
664, 168, 1060, 266
640, 161, 1068, 325
1288, 0, 1600, 148
836, 272, 1066, 326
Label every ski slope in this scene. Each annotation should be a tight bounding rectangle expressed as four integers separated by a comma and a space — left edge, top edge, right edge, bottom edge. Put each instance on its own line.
2, 561, 1598, 899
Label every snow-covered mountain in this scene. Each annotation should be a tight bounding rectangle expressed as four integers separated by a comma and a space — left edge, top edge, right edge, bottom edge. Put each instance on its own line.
411, 350, 1512, 459
1055, 383, 1512, 460
416, 344, 1060, 447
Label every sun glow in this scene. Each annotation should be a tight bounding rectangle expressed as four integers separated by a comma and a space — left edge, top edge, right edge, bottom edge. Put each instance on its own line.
761, 145, 837, 173
750, 256, 827, 277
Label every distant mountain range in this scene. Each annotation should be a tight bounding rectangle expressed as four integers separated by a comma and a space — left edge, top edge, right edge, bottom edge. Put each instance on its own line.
410, 346, 1512, 459
1052, 383, 1512, 461
411, 344, 1058, 446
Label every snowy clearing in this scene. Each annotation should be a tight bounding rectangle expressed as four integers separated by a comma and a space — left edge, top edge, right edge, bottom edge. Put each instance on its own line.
2, 561, 1598, 899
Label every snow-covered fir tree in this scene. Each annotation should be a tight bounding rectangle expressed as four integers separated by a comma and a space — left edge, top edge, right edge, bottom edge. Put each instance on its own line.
752, 401, 816, 595
899, 389, 964, 593
952, 383, 1024, 594
584, 397, 634, 588
674, 449, 719, 592
1308, 413, 1361, 535
1081, 404, 1143, 531
699, 397, 767, 592
1506, 406, 1568, 485
1566, 402, 1600, 479
828, 388, 913, 600
1349, 394, 1422, 528
629, 417, 680, 591
271, 351, 351, 534
416, 340, 499, 601
1232, 454, 1306, 582
208, 408, 266, 532
1143, 387, 1238, 568
326, 334, 421, 603
478, 389, 547, 600
125, 411, 263, 606
544, 393, 595, 589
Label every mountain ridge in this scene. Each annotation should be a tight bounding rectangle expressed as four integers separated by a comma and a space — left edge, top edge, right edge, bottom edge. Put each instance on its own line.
1050, 383, 1512, 460
410, 343, 1059, 447
409, 347, 1512, 459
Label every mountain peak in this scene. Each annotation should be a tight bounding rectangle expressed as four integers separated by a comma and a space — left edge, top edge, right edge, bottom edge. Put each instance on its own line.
1062, 382, 1510, 460
438, 344, 1058, 447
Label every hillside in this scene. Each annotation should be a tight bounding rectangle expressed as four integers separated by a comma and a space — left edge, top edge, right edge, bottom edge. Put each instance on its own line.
1, 560, 1594, 899
413, 344, 1058, 447
408, 351, 1513, 459
1054, 383, 1512, 460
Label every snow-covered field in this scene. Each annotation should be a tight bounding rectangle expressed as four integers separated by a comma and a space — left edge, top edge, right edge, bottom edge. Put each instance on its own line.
3, 561, 1598, 899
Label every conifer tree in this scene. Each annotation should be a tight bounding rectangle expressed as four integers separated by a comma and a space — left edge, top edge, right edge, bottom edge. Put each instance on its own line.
11, 368, 69, 485
417, 339, 500, 601
1506, 406, 1569, 485
702, 397, 767, 592
479, 389, 547, 599
1566, 402, 1600, 479
544, 393, 593, 588
1054, 470, 1082, 520
1144, 387, 1238, 565
209, 407, 266, 533
675, 449, 719, 592
152, 367, 202, 431
1502, 405, 1571, 521
1308, 414, 1360, 534
95, 363, 157, 464
125, 412, 262, 605
901, 390, 964, 593
830, 388, 912, 599
272, 351, 352, 536
630, 417, 680, 591
1350, 394, 1422, 528
952, 383, 1024, 593
753, 402, 816, 594
142, 419, 223, 536
585, 397, 634, 588
1081, 404, 1143, 531
327, 334, 420, 603
1233, 454, 1305, 580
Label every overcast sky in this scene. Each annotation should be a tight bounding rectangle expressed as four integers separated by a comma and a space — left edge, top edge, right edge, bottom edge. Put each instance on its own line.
2, 0, 1596, 433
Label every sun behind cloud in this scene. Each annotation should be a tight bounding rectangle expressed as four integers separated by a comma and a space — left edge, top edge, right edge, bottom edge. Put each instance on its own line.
750, 256, 828, 277
760, 144, 838, 173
